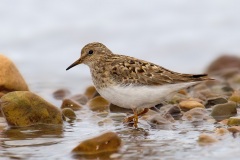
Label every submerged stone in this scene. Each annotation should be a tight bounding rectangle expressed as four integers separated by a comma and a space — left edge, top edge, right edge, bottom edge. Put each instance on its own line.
72, 132, 121, 155
0, 91, 63, 127
198, 133, 218, 145
182, 108, 208, 121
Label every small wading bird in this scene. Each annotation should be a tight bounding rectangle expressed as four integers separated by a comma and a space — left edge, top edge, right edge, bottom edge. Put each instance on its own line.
66, 42, 212, 128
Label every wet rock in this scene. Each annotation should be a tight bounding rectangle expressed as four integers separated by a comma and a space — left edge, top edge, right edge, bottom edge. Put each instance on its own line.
61, 98, 82, 111
219, 119, 229, 125
109, 103, 132, 113
69, 94, 88, 105
98, 118, 113, 126
53, 89, 71, 100
62, 108, 76, 120
228, 126, 240, 133
182, 108, 208, 121
206, 55, 240, 74
211, 102, 237, 121
84, 86, 100, 99
87, 96, 110, 112
0, 55, 29, 97
0, 91, 63, 127
72, 132, 121, 154
229, 90, 240, 103
198, 133, 218, 145
179, 100, 205, 111
214, 128, 229, 136
159, 104, 182, 119
147, 114, 174, 125
205, 97, 228, 108
227, 117, 240, 126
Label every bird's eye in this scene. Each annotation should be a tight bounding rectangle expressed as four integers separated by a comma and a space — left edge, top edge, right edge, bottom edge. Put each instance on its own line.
88, 50, 93, 55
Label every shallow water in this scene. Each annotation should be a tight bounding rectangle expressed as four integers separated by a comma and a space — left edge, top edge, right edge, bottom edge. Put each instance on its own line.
1, 0, 240, 159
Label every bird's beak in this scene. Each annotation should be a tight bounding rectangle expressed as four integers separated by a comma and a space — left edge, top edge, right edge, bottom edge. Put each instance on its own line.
66, 58, 82, 70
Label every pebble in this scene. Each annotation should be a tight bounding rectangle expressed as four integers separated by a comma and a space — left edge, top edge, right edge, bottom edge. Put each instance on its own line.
206, 55, 240, 74
198, 133, 218, 145
53, 89, 71, 100
0, 54, 29, 97
84, 86, 97, 99
227, 117, 240, 126
72, 132, 121, 154
147, 114, 174, 125
87, 96, 110, 112
62, 108, 76, 120
69, 94, 88, 105
229, 90, 240, 103
61, 98, 82, 111
214, 128, 229, 136
228, 126, 240, 133
182, 108, 208, 121
205, 97, 228, 108
211, 102, 237, 121
179, 100, 205, 111
0, 91, 63, 127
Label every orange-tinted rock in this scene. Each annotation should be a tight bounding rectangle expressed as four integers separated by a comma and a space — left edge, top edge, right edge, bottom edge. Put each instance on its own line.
198, 133, 218, 145
0, 91, 62, 127
228, 126, 240, 133
182, 108, 208, 121
87, 96, 110, 112
0, 54, 29, 97
61, 98, 82, 111
53, 89, 71, 100
72, 132, 121, 155
214, 128, 229, 136
179, 100, 205, 111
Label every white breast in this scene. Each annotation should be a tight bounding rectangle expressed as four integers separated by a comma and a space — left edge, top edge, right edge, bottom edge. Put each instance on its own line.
97, 82, 198, 109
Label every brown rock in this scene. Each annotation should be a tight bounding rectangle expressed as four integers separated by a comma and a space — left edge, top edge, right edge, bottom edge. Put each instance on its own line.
62, 108, 76, 120
228, 126, 240, 133
198, 133, 218, 145
206, 55, 240, 74
0, 54, 28, 96
72, 132, 121, 154
84, 86, 98, 99
179, 100, 205, 111
61, 98, 82, 111
229, 90, 240, 103
182, 108, 208, 121
69, 94, 88, 105
0, 91, 63, 127
53, 89, 71, 100
147, 114, 174, 125
211, 102, 237, 121
214, 128, 229, 136
205, 97, 228, 108
87, 96, 110, 112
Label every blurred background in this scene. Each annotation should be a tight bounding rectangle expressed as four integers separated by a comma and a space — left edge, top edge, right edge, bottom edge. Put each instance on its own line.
1, 0, 240, 94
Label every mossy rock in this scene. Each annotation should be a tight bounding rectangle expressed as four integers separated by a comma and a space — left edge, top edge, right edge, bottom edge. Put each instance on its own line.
227, 117, 240, 126
0, 91, 63, 127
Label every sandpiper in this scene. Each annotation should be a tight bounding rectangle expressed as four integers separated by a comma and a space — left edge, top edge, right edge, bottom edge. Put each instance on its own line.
66, 42, 211, 128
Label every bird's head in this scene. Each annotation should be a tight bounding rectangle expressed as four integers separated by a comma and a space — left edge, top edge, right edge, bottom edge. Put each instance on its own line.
66, 42, 112, 70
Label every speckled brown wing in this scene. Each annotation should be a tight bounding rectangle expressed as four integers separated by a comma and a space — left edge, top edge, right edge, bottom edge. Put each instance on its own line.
109, 55, 210, 86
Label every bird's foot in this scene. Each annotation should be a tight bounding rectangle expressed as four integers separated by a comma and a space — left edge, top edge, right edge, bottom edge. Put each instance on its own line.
123, 108, 149, 128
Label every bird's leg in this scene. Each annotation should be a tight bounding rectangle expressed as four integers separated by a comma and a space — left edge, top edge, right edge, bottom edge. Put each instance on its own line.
123, 108, 149, 128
